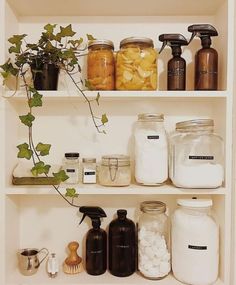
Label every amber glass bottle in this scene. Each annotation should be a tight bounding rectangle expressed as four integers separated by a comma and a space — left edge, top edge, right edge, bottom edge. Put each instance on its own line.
108, 209, 136, 277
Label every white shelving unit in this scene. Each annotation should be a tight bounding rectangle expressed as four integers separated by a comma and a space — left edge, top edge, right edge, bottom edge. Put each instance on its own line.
0, 0, 235, 284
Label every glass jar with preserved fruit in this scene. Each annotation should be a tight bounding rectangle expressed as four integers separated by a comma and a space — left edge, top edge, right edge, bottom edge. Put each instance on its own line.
98, 155, 131, 186
116, 37, 157, 90
138, 201, 170, 279
87, 39, 115, 90
169, 119, 224, 188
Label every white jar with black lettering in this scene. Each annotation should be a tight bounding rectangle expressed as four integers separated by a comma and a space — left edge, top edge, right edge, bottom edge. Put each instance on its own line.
63, 152, 80, 184
82, 158, 97, 184
171, 198, 219, 285
134, 114, 168, 185
169, 119, 224, 188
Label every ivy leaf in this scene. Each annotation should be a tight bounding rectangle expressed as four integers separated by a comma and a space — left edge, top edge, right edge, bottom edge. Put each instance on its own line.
19, 113, 35, 127
28, 89, 43, 108
96, 92, 100, 106
65, 188, 78, 198
44, 23, 57, 34
57, 24, 76, 39
17, 143, 33, 160
85, 79, 94, 90
0, 59, 19, 76
101, 114, 108, 125
9, 43, 22, 54
68, 38, 83, 48
87, 34, 96, 41
35, 142, 51, 156
31, 161, 51, 176
53, 170, 69, 182
8, 34, 27, 45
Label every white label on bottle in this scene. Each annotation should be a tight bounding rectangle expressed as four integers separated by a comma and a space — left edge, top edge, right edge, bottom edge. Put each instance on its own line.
83, 168, 96, 184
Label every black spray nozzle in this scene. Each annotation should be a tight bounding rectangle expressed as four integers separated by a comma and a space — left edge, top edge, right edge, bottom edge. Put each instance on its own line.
159, 34, 188, 54
188, 24, 218, 44
79, 206, 106, 225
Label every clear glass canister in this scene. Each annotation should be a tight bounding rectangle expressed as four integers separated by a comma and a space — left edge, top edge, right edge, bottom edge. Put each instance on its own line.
138, 201, 170, 279
82, 158, 96, 184
63, 152, 80, 184
134, 114, 168, 185
171, 198, 219, 285
98, 155, 131, 186
116, 37, 157, 90
169, 119, 224, 188
87, 39, 115, 90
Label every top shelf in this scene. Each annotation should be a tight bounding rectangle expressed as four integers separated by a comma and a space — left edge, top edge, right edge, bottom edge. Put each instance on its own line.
7, 0, 225, 17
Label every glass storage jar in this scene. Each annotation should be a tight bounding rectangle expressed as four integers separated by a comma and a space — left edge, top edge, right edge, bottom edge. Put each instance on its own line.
138, 201, 170, 279
82, 158, 97, 184
134, 113, 168, 185
116, 37, 157, 90
87, 39, 115, 90
98, 155, 131, 186
171, 198, 219, 285
63, 152, 80, 184
169, 119, 224, 188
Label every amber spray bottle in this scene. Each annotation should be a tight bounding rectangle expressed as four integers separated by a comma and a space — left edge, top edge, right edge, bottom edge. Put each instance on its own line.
79, 206, 107, 275
188, 24, 218, 90
159, 34, 188, 90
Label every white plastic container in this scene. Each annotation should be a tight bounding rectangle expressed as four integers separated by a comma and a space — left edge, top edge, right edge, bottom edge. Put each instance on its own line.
171, 198, 219, 285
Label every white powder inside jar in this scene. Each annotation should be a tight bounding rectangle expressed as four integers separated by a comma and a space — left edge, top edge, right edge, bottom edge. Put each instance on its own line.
171, 208, 219, 285
135, 129, 168, 185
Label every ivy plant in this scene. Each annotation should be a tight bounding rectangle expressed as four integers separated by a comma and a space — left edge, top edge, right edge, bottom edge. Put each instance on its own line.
0, 24, 108, 207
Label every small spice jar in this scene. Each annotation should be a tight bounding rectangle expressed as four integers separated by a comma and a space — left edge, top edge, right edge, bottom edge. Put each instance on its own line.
63, 152, 80, 184
169, 119, 224, 188
116, 37, 157, 90
99, 155, 131, 186
87, 39, 115, 90
138, 201, 170, 279
82, 158, 97, 184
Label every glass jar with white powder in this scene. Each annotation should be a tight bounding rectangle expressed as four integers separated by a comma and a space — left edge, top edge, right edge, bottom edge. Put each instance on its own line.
171, 198, 219, 285
169, 119, 224, 188
134, 113, 168, 185
138, 201, 170, 279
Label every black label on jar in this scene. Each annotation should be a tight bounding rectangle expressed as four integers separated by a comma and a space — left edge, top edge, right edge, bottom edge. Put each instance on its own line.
66, 169, 76, 173
84, 171, 96, 175
189, 155, 214, 160
188, 245, 207, 250
147, 135, 159, 139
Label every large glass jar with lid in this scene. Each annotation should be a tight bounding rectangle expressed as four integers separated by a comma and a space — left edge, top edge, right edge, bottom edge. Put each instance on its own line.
134, 113, 168, 185
171, 198, 219, 285
87, 39, 115, 90
98, 155, 131, 186
169, 119, 224, 188
138, 201, 170, 279
116, 37, 157, 90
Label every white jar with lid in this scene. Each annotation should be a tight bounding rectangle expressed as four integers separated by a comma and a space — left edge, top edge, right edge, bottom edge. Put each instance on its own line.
98, 155, 131, 186
82, 158, 96, 184
169, 119, 224, 188
171, 198, 219, 285
134, 113, 168, 185
63, 152, 80, 184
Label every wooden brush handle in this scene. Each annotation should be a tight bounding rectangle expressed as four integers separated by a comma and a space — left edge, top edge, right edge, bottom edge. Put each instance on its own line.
65, 241, 82, 265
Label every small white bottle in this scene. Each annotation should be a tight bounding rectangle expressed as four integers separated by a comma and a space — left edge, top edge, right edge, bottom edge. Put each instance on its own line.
82, 158, 97, 184
63, 152, 80, 184
47, 253, 59, 278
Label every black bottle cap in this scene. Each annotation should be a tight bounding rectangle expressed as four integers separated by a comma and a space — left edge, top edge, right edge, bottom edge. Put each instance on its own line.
65, 152, 80, 158
117, 209, 127, 219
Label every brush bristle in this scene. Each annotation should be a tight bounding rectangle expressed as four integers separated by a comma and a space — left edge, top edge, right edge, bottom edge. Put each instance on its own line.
63, 262, 83, 274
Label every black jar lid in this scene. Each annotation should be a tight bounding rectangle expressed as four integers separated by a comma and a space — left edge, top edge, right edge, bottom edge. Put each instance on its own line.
65, 152, 80, 159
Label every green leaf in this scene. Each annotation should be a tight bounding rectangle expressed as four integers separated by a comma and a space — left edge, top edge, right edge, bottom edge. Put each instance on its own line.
57, 24, 76, 39
87, 34, 96, 41
31, 161, 51, 176
35, 142, 51, 156
9, 43, 22, 54
96, 92, 100, 106
19, 113, 35, 127
8, 34, 27, 45
65, 188, 78, 198
28, 90, 43, 108
0, 59, 19, 76
101, 114, 108, 125
53, 170, 69, 182
68, 38, 83, 47
44, 23, 57, 34
84, 79, 94, 90
17, 143, 33, 160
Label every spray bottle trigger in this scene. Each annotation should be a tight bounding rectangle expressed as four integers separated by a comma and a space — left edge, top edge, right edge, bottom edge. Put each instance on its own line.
188, 31, 197, 44
159, 41, 167, 54
79, 213, 86, 225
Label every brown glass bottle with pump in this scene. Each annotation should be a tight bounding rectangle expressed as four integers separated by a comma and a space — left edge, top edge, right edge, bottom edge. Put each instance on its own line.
108, 209, 136, 277
159, 34, 188, 90
188, 24, 218, 90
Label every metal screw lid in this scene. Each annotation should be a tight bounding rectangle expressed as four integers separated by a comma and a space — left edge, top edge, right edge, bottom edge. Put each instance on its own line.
120, 37, 154, 48
176, 119, 214, 130
140, 201, 166, 213
88, 39, 114, 49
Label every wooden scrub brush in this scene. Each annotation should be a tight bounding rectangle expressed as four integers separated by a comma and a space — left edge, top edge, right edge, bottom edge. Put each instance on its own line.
63, 241, 83, 274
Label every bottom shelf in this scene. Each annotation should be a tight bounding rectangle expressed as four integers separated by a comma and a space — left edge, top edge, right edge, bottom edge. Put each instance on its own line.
7, 270, 224, 285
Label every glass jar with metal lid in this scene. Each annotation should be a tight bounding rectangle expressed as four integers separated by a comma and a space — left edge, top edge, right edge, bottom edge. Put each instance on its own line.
138, 201, 170, 279
116, 37, 157, 90
134, 113, 168, 185
87, 39, 115, 90
169, 119, 224, 188
98, 155, 131, 186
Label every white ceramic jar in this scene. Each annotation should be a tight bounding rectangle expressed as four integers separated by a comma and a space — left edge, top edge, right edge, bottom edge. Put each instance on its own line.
171, 198, 219, 285
134, 113, 168, 185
